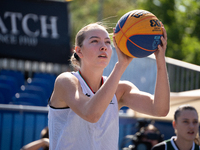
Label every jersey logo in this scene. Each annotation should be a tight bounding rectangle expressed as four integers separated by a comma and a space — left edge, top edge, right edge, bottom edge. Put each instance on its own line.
85, 93, 90, 97
110, 99, 114, 104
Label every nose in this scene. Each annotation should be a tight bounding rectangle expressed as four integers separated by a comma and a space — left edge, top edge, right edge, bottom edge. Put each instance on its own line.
100, 47, 106, 51
100, 43, 107, 51
189, 122, 195, 128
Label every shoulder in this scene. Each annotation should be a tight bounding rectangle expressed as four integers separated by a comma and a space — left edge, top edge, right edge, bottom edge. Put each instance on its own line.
56, 72, 76, 81
53, 72, 80, 99
152, 141, 166, 150
55, 72, 78, 88
50, 72, 80, 107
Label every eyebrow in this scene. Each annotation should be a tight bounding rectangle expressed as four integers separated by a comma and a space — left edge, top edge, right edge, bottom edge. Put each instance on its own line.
89, 36, 110, 40
89, 36, 100, 39
182, 118, 198, 121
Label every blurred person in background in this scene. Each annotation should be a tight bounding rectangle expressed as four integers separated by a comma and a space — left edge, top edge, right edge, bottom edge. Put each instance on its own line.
139, 124, 164, 148
21, 127, 49, 150
152, 105, 200, 150
122, 123, 164, 150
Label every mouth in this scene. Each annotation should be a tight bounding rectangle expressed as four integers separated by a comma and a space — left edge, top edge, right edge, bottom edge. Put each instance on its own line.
187, 131, 194, 135
98, 54, 107, 58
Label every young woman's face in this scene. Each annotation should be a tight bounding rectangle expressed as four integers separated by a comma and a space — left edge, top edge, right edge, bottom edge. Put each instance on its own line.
174, 110, 199, 142
80, 27, 112, 69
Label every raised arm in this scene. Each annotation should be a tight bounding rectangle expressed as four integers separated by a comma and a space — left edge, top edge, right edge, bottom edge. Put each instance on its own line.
117, 26, 170, 117
152, 25, 170, 116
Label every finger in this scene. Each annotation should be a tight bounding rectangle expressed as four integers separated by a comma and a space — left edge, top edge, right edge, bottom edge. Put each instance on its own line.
157, 45, 162, 50
161, 36, 167, 46
162, 26, 167, 40
112, 36, 118, 48
113, 28, 116, 36
161, 21, 164, 27
161, 37, 167, 46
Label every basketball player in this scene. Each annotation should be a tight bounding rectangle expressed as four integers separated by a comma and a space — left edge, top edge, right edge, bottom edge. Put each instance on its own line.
48, 22, 169, 150
152, 105, 200, 150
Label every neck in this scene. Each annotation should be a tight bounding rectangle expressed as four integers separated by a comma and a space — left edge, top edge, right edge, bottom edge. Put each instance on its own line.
79, 69, 103, 93
174, 137, 194, 150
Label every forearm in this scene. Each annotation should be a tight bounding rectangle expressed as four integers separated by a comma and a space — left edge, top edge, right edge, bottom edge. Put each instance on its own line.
20, 138, 49, 150
153, 57, 170, 116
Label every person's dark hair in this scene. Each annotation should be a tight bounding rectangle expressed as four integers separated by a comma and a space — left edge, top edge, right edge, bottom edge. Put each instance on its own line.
120, 123, 164, 150
140, 124, 158, 133
70, 22, 107, 69
40, 127, 49, 150
139, 124, 164, 143
174, 104, 198, 121
41, 126, 49, 139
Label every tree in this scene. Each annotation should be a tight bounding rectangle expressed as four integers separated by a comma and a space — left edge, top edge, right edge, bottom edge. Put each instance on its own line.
68, 0, 200, 65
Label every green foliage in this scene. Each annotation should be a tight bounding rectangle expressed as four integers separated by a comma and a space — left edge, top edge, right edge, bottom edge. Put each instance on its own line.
181, 36, 200, 64
69, 0, 138, 46
68, 0, 200, 65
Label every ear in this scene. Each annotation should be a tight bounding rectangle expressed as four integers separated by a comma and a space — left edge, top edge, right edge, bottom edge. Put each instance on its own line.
75, 46, 83, 58
172, 120, 176, 129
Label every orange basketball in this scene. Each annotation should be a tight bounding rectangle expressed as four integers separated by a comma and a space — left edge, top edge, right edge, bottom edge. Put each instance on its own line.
114, 10, 163, 58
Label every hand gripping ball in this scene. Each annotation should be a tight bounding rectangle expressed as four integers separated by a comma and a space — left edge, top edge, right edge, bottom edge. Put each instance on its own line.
114, 10, 163, 58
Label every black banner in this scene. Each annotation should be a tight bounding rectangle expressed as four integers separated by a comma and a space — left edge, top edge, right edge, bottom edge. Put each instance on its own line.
0, 0, 71, 64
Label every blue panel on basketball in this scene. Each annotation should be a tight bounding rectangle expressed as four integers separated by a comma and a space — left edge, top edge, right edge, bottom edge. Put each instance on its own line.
126, 42, 152, 58
127, 35, 162, 58
115, 11, 132, 33
129, 35, 162, 50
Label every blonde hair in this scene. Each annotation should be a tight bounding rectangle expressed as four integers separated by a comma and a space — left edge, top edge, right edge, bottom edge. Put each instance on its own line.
70, 22, 107, 69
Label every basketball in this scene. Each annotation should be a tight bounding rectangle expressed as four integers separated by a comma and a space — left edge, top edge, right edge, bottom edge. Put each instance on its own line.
114, 10, 163, 58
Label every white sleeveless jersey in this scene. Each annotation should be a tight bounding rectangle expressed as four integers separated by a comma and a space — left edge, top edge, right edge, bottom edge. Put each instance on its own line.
48, 71, 119, 150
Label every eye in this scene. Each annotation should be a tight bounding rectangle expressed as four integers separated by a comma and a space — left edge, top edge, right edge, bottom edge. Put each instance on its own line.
91, 40, 98, 43
193, 120, 198, 124
105, 40, 111, 44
